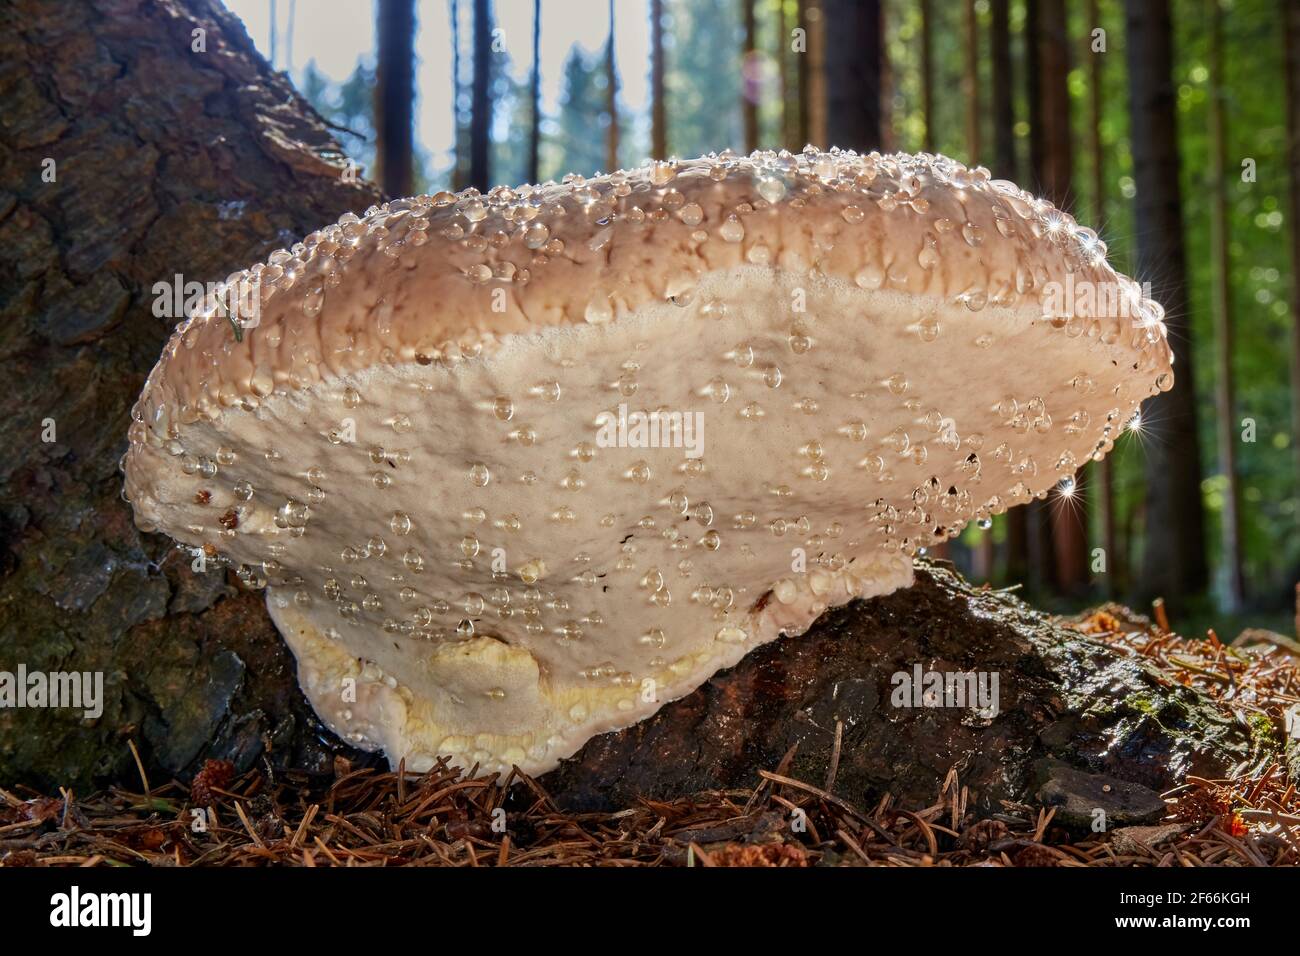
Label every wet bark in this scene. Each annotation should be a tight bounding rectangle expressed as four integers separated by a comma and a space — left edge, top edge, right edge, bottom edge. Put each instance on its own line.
544, 563, 1254, 815
0, 0, 382, 792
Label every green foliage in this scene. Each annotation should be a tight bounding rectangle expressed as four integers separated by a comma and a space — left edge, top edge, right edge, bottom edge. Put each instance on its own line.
301, 59, 377, 172
664, 0, 743, 156
300, 58, 434, 192
549, 45, 612, 179
1170, 0, 1298, 603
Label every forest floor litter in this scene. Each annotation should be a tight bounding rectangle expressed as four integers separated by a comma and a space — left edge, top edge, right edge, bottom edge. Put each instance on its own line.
3, 600, 1298, 867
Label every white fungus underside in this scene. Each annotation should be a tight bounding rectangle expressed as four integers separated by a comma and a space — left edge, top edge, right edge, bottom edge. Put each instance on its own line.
141, 266, 1149, 776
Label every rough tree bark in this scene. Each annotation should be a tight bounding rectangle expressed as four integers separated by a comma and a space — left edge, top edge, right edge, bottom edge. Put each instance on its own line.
1125, 0, 1208, 608
0, 0, 383, 791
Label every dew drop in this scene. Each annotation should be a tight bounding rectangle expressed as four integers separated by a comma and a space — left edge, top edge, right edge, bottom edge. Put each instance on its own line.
855, 264, 885, 290
584, 295, 614, 325
524, 223, 550, 249
464, 264, 492, 284
757, 176, 786, 203
533, 380, 562, 402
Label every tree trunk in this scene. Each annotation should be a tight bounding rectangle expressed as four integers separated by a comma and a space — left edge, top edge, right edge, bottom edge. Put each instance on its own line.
451, 0, 467, 190
652, 0, 668, 158
742, 0, 759, 152
605, 0, 619, 172
1084, 0, 1117, 597
469, 0, 492, 191
963, 0, 980, 165
919, 0, 934, 152
1125, 0, 1208, 608
1207, 0, 1244, 610
1033, 0, 1072, 209
528, 0, 542, 184
805, 1, 827, 146
375, 0, 416, 198
990, 0, 1015, 181
1282, 0, 1300, 495
820, 0, 883, 153
0, 0, 382, 792
1034, 0, 1089, 597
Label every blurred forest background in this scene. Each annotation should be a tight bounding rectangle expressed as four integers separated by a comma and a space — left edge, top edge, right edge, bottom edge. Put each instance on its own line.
229, 0, 1300, 631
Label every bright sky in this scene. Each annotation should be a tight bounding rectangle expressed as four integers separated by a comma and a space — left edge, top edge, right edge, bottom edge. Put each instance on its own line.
224, 0, 651, 172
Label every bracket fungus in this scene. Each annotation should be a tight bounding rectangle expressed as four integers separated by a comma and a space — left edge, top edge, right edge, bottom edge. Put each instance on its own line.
124, 148, 1172, 778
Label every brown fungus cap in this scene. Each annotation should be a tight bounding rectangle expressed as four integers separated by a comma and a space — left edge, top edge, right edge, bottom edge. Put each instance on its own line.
125, 148, 1172, 777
